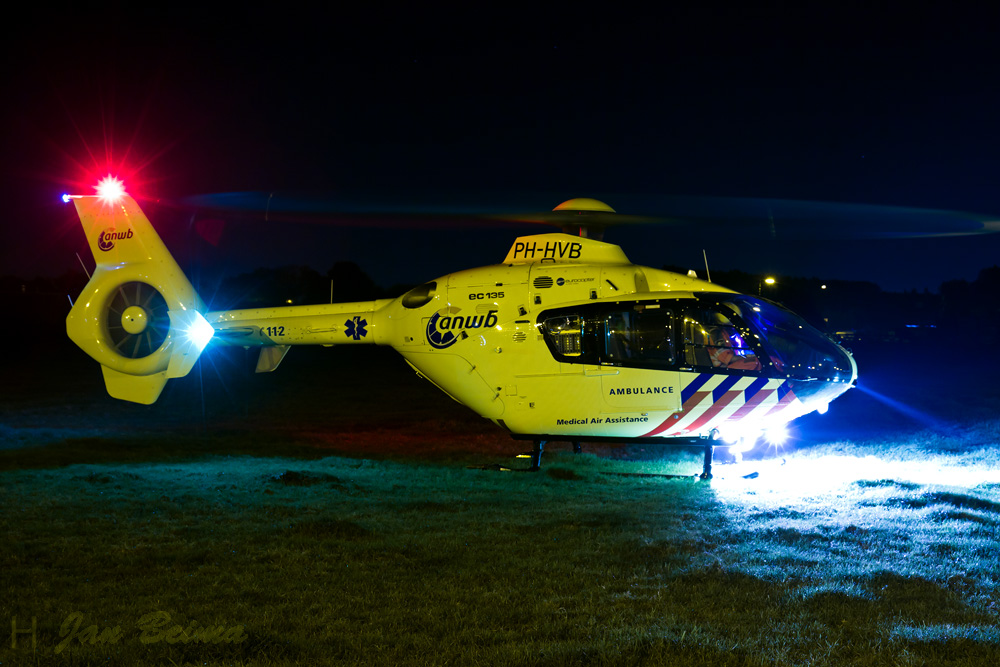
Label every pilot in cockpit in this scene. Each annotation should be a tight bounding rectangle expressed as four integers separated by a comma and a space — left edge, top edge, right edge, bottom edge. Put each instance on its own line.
706, 326, 762, 371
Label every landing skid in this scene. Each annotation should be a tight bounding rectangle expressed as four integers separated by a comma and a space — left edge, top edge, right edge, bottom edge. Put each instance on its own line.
468, 439, 574, 472
470, 439, 717, 478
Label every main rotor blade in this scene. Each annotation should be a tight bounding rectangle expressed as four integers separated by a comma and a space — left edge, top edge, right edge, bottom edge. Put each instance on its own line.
595, 194, 1000, 239
177, 191, 548, 229
174, 191, 1000, 240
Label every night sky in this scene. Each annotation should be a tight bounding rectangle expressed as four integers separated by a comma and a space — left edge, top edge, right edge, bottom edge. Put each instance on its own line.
4, 5, 1000, 293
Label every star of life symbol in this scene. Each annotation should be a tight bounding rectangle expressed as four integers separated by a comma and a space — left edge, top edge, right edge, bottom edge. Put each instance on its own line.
345, 316, 368, 340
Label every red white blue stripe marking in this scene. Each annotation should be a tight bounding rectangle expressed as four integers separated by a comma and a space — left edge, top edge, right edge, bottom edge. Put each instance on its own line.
641, 373, 797, 437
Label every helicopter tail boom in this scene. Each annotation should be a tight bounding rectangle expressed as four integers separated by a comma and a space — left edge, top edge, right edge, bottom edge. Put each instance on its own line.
206, 300, 391, 349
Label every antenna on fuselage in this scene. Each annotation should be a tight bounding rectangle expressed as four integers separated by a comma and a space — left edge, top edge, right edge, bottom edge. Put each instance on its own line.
702, 249, 712, 283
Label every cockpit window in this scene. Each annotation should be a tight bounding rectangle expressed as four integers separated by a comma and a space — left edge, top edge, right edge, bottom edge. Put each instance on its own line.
537, 295, 852, 382
724, 296, 853, 382
681, 308, 761, 371
604, 307, 674, 366
542, 315, 586, 357
540, 303, 674, 369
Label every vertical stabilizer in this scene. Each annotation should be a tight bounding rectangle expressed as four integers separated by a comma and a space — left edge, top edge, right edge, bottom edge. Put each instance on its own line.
66, 191, 213, 404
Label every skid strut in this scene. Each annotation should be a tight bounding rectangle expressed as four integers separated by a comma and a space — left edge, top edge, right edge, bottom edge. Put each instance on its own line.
507, 439, 546, 471
528, 440, 579, 468
701, 443, 714, 479
528, 440, 545, 470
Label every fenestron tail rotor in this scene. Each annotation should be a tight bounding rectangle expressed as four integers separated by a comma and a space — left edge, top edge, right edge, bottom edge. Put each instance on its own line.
105, 281, 170, 359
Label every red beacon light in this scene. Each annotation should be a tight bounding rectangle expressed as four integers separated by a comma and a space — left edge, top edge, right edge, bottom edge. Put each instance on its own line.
62, 176, 127, 204
95, 176, 126, 203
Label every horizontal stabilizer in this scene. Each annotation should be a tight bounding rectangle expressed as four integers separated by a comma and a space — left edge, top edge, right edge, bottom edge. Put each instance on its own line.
101, 366, 169, 405
256, 345, 291, 373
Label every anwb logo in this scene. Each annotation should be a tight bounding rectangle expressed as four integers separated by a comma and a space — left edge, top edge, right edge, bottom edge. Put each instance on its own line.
425, 307, 498, 349
97, 227, 133, 252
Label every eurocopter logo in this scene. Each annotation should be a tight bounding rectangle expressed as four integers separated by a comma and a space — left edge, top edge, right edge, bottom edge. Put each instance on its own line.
426, 307, 498, 349
345, 317, 367, 340
97, 227, 133, 252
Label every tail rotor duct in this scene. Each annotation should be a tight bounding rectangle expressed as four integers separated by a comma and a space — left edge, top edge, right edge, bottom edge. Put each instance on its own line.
105, 281, 170, 359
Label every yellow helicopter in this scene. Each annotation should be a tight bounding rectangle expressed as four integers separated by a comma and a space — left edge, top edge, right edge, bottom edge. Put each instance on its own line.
65, 177, 858, 477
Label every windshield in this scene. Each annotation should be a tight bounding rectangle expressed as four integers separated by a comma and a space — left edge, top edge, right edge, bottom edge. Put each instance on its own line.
537, 296, 855, 382
724, 296, 854, 382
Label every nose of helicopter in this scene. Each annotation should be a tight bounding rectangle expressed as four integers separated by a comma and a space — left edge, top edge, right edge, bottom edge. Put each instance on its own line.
790, 345, 858, 419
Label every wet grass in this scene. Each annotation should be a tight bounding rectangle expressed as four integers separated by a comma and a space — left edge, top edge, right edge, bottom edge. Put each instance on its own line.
3, 433, 1000, 666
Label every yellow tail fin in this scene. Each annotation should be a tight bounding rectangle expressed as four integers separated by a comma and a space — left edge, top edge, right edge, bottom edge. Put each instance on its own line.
66, 192, 213, 404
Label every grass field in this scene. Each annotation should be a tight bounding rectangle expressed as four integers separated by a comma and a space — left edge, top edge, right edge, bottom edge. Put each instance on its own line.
2, 341, 999, 665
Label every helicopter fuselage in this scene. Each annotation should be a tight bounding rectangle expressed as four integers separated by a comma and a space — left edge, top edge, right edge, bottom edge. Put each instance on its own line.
206, 232, 857, 445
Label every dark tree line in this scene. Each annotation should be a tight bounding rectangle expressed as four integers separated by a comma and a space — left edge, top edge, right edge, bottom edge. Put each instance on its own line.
939, 265, 1000, 341
206, 262, 407, 310
679, 266, 1000, 342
